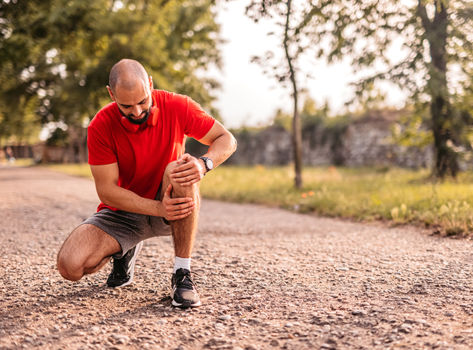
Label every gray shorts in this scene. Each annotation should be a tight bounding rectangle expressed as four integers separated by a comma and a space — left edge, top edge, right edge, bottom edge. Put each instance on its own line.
82, 209, 171, 258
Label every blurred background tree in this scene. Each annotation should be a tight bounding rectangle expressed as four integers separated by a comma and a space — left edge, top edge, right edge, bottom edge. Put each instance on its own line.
0, 0, 221, 149
246, 0, 472, 179
246, 0, 310, 188
306, 0, 471, 178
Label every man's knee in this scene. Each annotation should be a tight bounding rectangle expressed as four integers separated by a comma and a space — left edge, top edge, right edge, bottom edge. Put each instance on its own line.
164, 160, 179, 175
57, 249, 84, 281
57, 225, 96, 281
57, 224, 120, 281
164, 161, 199, 196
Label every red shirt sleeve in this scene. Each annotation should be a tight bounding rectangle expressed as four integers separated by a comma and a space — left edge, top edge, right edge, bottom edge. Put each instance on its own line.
174, 95, 215, 140
87, 115, 117, 165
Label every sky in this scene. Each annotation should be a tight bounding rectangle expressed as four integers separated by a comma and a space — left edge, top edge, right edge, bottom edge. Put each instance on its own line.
212, 1, 407, 129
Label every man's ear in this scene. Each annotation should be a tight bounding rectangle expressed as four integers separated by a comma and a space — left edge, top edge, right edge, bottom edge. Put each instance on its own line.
107, 85, 115, 101
148, 76, 153, 90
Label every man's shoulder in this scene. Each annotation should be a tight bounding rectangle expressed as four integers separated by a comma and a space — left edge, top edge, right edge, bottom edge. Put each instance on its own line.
89, 102, 117, 129
154, 89, 188, 108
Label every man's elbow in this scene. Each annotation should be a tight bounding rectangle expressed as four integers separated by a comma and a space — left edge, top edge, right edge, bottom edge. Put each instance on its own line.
95, 186, 115, 207
228, 132, 238, 155
97, 192, 111, 206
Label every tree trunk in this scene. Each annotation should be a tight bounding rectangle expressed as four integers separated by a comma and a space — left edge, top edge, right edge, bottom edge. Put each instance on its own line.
431, 96, 458, 177
419, 0, 458, 178
283, 0, 302, 188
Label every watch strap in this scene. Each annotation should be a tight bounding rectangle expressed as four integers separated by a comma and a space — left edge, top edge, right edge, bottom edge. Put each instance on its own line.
199, 156, 212, 173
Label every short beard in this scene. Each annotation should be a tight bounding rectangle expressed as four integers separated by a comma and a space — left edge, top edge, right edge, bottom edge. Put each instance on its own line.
119, 106, 151, 125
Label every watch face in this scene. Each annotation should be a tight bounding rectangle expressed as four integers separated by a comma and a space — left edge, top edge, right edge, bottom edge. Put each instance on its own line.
200, 157, 213, 172
206, 158, 214, 170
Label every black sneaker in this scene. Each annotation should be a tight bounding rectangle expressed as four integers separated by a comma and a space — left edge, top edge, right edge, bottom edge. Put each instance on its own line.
171, 268, 201, 308
106, 241, 143, 288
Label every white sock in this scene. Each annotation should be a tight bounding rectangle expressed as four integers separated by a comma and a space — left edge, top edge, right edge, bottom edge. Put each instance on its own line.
174, 256, 191, 273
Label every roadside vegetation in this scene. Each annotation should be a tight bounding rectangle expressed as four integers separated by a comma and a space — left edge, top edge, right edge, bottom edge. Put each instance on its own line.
38, 163, 473, 236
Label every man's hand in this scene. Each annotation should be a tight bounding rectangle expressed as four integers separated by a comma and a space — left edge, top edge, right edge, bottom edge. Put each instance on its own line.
171, 153, 205, 186
161, 184, 195, 221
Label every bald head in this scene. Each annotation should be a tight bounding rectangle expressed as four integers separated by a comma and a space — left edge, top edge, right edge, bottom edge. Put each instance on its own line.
109, 59, 149, 92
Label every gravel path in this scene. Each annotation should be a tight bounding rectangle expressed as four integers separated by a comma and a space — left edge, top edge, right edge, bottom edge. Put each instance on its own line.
1, 166, 473, 350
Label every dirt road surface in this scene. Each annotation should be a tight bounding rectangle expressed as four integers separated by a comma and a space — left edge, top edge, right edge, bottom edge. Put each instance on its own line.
1, 166, 472, 349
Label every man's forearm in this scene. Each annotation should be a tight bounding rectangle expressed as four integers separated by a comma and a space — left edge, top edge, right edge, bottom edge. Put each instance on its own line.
203, 133, 237, 168
97, 184, 162, 216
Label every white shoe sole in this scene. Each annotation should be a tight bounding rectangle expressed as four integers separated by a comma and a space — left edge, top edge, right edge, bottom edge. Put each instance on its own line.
171, 286, 201, 308
171, 299, 202, 308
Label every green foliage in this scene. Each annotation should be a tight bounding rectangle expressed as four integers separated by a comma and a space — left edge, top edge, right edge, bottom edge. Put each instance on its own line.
46, 127, 68, 147
391, 106, 433, 149
271, 108, 292, 131
0, 0, 221, 141
350, 82, 389, 115
266, 95, 348, 144
300, 96, 330, 129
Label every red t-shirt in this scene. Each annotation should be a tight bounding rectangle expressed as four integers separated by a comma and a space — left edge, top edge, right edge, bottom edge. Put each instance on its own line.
87, 89, 215, 212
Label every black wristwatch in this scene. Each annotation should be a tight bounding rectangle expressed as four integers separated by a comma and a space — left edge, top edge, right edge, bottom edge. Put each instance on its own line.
199, 156, 214, 174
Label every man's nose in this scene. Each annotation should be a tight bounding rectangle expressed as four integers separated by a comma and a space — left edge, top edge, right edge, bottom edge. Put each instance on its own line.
131, 105, 142, 117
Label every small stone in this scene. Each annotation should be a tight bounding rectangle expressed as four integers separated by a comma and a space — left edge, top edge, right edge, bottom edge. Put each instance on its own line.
247, 318, 260, 324
399, 324, 412, 334
336, 266, 349, 271
24, 336, 34, 343
384, 335, 395, 344
269, 339, 279, 347
219, 315, 232, 321
352, 310, 366, 316
214, 323, 225, 330
109, 334, 130, 344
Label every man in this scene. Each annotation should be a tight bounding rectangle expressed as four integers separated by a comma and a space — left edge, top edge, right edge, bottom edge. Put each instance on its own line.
57, 59, 237, 308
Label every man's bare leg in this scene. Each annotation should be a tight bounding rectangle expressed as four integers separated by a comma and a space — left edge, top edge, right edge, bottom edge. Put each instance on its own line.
162, 161, 201, 307
57, 224, 121, 281
161, 161, 200, 259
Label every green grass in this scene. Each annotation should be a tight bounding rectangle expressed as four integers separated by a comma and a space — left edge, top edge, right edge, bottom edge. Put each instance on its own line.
4, 158, 35, 167
40, 163, 473, 236
42, 163, 93, 178
202, 165, 473, 236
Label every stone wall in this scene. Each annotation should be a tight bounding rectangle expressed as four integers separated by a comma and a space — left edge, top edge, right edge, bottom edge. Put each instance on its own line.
226, 110, 434, 168
342, 112, 433, 168
228, 126, 292, 165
